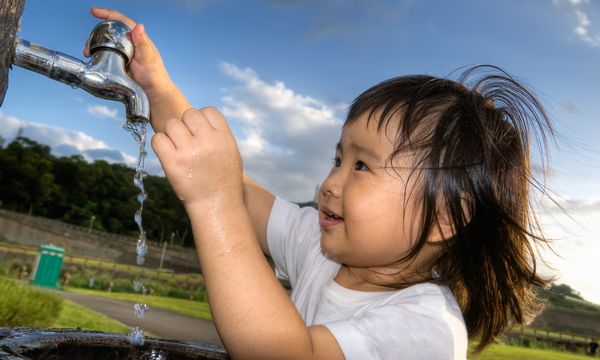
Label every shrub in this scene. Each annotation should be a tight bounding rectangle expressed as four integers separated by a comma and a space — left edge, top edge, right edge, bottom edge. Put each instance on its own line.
0, 277, 63, 327
143, 279, 168, 296
167, 287, 190, 299
91, 274, 111, 290
67, 273, 90, 288
192, 287, 208, 302
0, 260, 19, 276
64, 271, 207, 301
111, 278, 132, 293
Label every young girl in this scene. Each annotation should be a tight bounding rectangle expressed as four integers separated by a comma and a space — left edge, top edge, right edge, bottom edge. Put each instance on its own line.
89, 8, 553, 359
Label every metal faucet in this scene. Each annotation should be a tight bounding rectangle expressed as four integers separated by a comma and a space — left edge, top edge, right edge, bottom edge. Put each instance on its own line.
11, 21, 149, 123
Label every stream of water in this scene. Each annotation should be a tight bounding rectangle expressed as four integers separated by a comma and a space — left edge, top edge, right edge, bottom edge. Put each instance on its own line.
123, 121, 151, 347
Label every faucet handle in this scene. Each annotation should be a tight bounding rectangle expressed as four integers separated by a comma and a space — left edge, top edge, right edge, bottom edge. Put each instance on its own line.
86, 21, 134, 65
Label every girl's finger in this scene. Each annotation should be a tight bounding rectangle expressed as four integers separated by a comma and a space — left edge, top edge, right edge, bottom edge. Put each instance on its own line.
199, 107, 229, 131
151, 132, 176, 161
90, 7, 137, 30
164, 118, 193, 149
182, 108, 214, 136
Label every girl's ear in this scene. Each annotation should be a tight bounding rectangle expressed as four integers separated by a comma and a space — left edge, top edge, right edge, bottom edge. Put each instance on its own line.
428, 192, 472, 244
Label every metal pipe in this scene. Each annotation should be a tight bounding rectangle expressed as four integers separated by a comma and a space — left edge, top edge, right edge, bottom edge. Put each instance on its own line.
12, 21, 149, 123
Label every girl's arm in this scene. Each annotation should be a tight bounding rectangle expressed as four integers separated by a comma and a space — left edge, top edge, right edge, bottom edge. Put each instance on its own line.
152, 109, 344, 359
88, 8, 275, 254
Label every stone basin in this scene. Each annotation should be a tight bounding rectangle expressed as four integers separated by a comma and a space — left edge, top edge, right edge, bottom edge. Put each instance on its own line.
0, 328, 229, 360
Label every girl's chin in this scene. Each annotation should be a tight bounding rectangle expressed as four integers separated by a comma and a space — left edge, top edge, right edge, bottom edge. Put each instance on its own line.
320, 236, 342, 261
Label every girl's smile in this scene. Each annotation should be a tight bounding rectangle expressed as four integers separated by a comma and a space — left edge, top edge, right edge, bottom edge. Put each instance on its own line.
319, 204, 344, 229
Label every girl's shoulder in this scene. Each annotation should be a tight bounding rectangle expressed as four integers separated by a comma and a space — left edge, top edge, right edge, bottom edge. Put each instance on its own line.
322, 283, 468, 359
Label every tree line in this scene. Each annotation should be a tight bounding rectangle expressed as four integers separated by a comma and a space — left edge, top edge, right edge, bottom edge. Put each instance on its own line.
0, 135, 193, 247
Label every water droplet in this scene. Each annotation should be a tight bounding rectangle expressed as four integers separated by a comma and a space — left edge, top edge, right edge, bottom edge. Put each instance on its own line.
137, 239, 148, 256
138, 192, 147, 204
191, 149, 198, 156
129, 326, 145, 346
148, 350, 167, 360
134, 210, 143, 227
134, 303, 150, 318
133, 279, 144, 293
187, 168, 194, 179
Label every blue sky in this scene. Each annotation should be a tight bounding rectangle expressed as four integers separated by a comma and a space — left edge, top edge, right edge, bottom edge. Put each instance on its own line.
1, 0, 600, 303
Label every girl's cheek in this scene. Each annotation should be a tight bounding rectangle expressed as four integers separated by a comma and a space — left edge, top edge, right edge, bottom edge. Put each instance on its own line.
345, 182, 376, 221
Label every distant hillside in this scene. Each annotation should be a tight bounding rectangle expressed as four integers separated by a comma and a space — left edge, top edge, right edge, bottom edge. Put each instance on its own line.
533, 283, 600, 337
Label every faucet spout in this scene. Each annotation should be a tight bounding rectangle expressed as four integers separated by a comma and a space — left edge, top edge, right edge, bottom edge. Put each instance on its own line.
11, 21, 149, 123
82, 49, 149, 123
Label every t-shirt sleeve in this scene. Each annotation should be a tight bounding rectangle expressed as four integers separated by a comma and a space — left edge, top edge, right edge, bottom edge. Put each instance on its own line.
266, 197, 321, 287
323, 305, 457, 360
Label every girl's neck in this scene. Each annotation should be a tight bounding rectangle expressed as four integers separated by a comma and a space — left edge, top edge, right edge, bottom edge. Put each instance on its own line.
334, 247, 441, 292
333, 265, 411, 292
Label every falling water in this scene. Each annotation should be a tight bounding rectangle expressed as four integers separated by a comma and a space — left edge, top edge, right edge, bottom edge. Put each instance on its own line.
123, 120, 151, 348
124, 120, 149, 266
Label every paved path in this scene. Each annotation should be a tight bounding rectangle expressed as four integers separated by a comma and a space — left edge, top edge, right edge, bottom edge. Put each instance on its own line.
57, 291, 223, 346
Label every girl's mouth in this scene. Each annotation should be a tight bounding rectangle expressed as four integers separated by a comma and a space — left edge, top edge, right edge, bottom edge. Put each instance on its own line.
324, 211, 343, 220
320, 209, 344, 229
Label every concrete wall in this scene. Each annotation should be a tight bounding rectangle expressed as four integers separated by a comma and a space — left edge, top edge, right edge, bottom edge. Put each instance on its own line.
0, 209, 200, 274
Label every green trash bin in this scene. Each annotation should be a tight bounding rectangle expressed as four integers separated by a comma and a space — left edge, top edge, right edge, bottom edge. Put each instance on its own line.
31, 245, 65, 288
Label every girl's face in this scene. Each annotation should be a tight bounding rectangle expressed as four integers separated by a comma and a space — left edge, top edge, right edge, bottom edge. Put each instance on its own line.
318, 112, 427, 272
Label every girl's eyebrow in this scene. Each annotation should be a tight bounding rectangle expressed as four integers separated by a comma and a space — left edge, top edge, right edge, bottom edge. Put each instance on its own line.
336, 141, 382, 161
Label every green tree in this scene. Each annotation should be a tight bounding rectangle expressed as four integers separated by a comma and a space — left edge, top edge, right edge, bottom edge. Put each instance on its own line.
0, 137, 57, 214
0, 136, 194, 247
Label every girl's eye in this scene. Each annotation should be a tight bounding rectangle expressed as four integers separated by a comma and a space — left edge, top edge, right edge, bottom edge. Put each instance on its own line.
332, 157, 341, 167
354, 160, 368, 171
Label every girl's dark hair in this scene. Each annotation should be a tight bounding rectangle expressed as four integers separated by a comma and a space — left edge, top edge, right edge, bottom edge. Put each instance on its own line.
346, 65, 554, 352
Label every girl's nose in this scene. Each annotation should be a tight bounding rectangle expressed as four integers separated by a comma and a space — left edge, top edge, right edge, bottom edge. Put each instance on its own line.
320, 176, 341, 199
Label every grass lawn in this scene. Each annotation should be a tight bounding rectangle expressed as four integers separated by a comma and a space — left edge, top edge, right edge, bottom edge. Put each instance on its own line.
469, 343, 590, 359
65, 286, 212, 321
53, 299, 129, 333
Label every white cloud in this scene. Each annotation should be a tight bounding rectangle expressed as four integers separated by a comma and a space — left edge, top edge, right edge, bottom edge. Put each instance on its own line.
555, 0, 600, 47
86, 105, 119, 120
537, 199, 600, 304
0, 112, 143, 170
219, 62, 344, 201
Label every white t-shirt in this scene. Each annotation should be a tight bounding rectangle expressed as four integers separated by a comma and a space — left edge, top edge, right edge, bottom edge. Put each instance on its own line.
267, 197, 468, 360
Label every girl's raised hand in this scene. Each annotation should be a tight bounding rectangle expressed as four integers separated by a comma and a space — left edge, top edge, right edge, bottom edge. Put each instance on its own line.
84, 7, 174, 101
152, 108, 244, 210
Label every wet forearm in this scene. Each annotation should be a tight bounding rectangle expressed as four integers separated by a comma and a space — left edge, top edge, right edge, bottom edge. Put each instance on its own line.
185, 200, 313, 359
